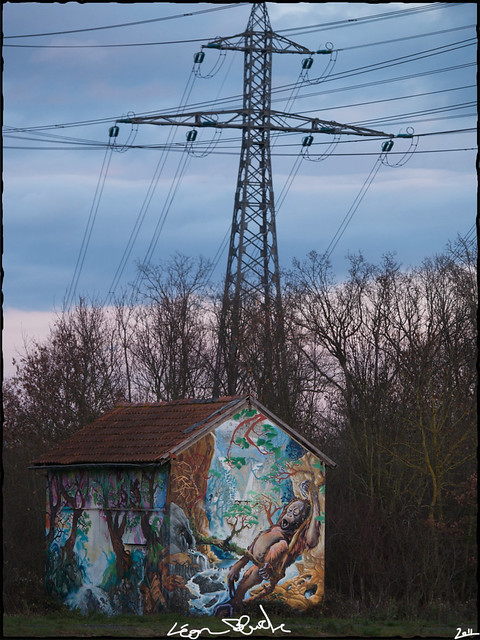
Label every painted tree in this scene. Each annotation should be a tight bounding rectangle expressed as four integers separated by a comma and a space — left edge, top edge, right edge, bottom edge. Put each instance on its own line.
91, 470, 138, 609
45, 471, 91, 600
60, 472, 90, 559
130, 469, 170, 612
45, 473, 62, 552
223, 501, 260, 542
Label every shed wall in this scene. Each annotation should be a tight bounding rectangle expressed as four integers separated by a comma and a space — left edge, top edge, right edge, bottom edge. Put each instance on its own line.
45, 465, 168, 614
167, 406, 326, 614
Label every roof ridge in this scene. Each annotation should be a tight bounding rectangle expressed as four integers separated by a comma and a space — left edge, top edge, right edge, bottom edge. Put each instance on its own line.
114, 396, 244, 409
183, 396, 244, 434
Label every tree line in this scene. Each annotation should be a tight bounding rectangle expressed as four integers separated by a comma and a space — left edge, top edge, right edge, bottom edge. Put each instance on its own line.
3, 236, 477, 618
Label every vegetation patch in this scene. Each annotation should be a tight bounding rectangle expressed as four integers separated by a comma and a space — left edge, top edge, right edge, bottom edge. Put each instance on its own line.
3, 612, 473, 638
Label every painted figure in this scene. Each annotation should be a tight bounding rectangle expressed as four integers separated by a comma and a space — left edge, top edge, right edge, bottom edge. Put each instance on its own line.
214, 479, 321, 615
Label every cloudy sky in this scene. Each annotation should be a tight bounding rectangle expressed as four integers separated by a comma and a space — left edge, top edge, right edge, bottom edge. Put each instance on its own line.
3, 2, 477, 374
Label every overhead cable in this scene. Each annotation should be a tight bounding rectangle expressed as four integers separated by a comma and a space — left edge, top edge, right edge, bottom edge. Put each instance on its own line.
104, 67, 199, 306
6, 2, 457, 40
4, 3, 249, 39
323, 136, 418, 260
5, 22, 473, 50
5, 145, 475, 155
272, 62, 476, 107
293, 84, 476, 118
5, 99, 475, 150
4, 59, 475, 136
64, 140, 114, 309
278, 3, 465, 35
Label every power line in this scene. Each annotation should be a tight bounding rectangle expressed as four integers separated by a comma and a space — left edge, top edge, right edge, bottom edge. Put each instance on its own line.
8, 1, 459, 43
8, 76, 472, 145
278, 3, 466, 35
180, 59, 476, 113
4, 2, 464, 45
5, 99, 475, 150
137, 150, 192, 279
5, 21, 473, 50
292, 39, 476, 87
335, 24, 475, 52
3, 37, 215, 49
323, 135, 420, 260
4, 40, 476, 136
354, 100, 477, 124
4, 4, 249, 39
4, 142, 475, 155
324, 156, 385, 260
353, 111, 476, 130
5, 103, 475, 147
103, 43, 236, 305
293, 84, 476, 118
4, 57, 475, 136
103, 65, 200, 306
272, 62, 476, 107
463, 223, 476, 244
64, 142, 115, 309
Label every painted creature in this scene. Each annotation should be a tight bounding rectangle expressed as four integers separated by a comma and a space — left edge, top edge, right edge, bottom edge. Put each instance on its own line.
214, 479, 322, 616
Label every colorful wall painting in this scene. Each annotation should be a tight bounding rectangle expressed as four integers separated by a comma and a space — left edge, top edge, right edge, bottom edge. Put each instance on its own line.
45, 466, 169, 614
45, 407, 325, 616
168, 407, 326, 615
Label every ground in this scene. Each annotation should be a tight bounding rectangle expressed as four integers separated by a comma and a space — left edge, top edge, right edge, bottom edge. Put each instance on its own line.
2, 611, 474, 638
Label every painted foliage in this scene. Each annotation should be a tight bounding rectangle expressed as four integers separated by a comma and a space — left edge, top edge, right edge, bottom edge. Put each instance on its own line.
168, 407, 326, 615
45, 408, 325, 616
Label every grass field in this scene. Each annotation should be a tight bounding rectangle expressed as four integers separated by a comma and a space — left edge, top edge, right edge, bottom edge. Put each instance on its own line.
2, 610, 472, 638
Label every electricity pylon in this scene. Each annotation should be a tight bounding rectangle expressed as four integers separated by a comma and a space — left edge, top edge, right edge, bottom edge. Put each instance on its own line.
118, 2, 404, 419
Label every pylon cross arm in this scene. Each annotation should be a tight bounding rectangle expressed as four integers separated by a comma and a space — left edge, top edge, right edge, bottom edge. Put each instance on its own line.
117, 110, 397, 138
203, 32, 314, 55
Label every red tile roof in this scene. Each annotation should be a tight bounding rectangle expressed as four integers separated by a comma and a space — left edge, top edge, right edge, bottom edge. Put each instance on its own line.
33, 397, 244, 466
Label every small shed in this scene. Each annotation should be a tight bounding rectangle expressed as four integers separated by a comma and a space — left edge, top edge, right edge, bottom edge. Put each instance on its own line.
33, 395, 335, 616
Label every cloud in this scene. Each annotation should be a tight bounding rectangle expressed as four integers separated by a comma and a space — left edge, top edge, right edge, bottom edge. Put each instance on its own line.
3, 2, 476, 314
2, 308, 58, 378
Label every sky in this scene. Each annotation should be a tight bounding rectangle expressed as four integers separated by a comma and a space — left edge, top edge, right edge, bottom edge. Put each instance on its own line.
2, 2, 477, 376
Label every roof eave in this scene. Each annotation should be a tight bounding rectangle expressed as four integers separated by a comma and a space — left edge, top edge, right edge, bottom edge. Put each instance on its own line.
30, 461, 169, 470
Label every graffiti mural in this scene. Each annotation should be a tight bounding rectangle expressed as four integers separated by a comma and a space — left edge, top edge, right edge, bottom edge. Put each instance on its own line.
46, 407, 325, 615
46, 466, 169, 614
168, 407, 326, 615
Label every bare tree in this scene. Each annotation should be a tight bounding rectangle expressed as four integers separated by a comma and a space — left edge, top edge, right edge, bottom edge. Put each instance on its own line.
127, 254, 214, 401
289, 241, 477, 611
5, 298, 125, 446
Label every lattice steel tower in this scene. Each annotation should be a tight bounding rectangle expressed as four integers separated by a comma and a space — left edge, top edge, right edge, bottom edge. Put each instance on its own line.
210, 3, 310, 412
118, 2, 399, 418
